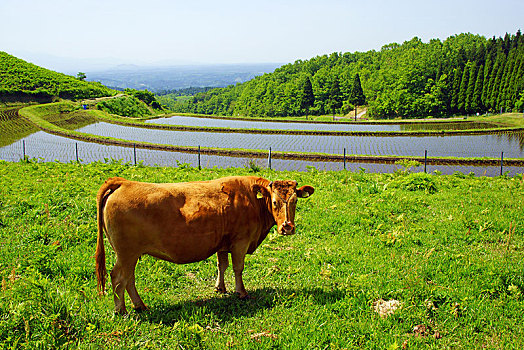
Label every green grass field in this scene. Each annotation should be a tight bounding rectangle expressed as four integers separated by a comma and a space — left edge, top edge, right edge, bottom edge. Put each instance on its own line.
0, 160, 523, 349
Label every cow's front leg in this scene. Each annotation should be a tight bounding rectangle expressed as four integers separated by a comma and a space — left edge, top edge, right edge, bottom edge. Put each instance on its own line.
214, 251, 229, 293
231, 245, 249, 299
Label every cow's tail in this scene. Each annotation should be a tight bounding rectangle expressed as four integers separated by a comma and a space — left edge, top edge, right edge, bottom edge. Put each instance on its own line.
95, 177, 125, 295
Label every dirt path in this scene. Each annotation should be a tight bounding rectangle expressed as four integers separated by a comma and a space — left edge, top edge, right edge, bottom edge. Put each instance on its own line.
334, 109, 367, 121
80, 93, 124, 105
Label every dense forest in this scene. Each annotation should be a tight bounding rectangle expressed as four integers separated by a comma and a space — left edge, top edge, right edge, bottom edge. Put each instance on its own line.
168, 32, 524, 119
155, 87, 215, 110
156, 86, 215, 96
0, 52, 115, 102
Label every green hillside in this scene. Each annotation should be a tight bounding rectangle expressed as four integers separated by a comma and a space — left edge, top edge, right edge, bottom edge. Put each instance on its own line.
168, 31, 524, 119
0, 52, 115, 103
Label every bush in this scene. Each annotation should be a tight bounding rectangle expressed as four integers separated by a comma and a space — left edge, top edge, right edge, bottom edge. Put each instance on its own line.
96, 96, 151, 118
397, 172, 439, 193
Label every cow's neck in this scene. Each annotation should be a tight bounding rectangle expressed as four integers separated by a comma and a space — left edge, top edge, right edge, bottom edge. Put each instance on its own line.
253, 177, 276, 233
246, 179, 277, 254
260, 196, 276, 233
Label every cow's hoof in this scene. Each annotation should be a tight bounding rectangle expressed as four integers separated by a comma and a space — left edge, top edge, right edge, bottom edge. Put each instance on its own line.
114, 308, 127, 315
215, 286, 227, 294
238, 293, 254, 300
134, 304, 148, 312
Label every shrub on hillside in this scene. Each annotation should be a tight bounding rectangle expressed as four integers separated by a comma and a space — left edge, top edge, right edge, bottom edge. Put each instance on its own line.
389, 172, 439, 194
96, 96, 151, 118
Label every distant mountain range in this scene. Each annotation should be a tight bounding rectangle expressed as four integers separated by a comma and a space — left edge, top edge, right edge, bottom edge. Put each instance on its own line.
85, 63, 283, 92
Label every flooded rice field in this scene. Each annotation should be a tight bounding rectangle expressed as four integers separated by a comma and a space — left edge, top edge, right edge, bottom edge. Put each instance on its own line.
147, 115, 498, 132
1, 112, 522, 176
78, 122, 524, 159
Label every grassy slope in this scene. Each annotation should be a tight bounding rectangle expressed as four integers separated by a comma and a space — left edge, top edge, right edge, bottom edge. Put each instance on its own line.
477, 113, 524, 127
0, 52, 115, 100
0, 161, 523, 349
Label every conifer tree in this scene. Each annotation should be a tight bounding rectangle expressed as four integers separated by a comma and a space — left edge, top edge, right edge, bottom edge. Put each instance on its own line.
503, 33, 511, 54
507, 53, 519, 105
509, 53, 524, 106
458, 63, 470, 113
349, 73, 366, 106
327, 76, 342, 117
471, 64, 484, 113
481, 57, 492, 107
488, 54, 505, 111
485, 58, 498, 110
299, 76, 315, 117
499, 49, 516, 110
349, 73, 367, 119
450, 68, 462, 113
465, 62, 477, 113
491, 55, 506, 111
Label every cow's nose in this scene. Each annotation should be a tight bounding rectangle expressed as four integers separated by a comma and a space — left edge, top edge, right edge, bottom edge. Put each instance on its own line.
282, 221, 294, 234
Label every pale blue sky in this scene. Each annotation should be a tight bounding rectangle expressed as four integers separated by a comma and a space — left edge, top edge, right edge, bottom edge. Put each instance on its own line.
1, 0, 523, 71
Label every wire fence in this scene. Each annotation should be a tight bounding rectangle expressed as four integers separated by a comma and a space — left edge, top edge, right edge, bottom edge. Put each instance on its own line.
1, 134, 523, 177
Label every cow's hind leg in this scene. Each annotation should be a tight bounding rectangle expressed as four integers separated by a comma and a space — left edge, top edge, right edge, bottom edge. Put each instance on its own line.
110, 255, 139, 314
126, 261, 147, 311
214, 251, 229, 293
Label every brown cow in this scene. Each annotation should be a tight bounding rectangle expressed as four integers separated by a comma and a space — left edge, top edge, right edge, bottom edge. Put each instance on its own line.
95, 176, 314, 314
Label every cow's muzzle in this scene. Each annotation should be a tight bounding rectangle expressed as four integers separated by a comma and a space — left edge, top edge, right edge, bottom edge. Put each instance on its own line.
280, 222, 295, 235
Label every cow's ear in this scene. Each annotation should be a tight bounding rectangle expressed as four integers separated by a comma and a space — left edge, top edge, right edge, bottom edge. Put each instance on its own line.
253, 184, 271, 199
297, 185, 314, 198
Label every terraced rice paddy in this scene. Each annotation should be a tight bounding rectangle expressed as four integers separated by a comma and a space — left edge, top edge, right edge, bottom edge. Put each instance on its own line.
2, 132, 523, 176
77, 122, 524, 159
1, 109, 523, 176
0, 107, 38, 147
147, 115, 498, 132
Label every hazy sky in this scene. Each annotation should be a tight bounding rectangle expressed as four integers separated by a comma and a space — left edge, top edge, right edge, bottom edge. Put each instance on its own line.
1, 0, 523, 71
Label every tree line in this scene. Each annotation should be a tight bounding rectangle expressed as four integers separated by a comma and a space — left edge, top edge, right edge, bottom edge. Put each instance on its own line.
155, 86, 215, 96
166, 31, 524, 118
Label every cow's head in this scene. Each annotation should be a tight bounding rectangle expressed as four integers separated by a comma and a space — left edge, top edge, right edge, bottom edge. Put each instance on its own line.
255, 180, 314, 235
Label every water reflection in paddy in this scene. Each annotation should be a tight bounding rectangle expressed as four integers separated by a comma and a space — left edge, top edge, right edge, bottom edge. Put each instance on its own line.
147, 115, 498, 132
1, 131, 522, 177
78, 122, 524, 159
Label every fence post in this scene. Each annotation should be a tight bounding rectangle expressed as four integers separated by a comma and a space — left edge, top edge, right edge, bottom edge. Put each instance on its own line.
133, 144, 137, 165
75, 143, 79, 163
500, 151, 504, 176
424, 150, 427, 173
268, 147, 272, 170
22, 140, 26, 160
198, 145, 201, 170
343, 148, 346, 170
